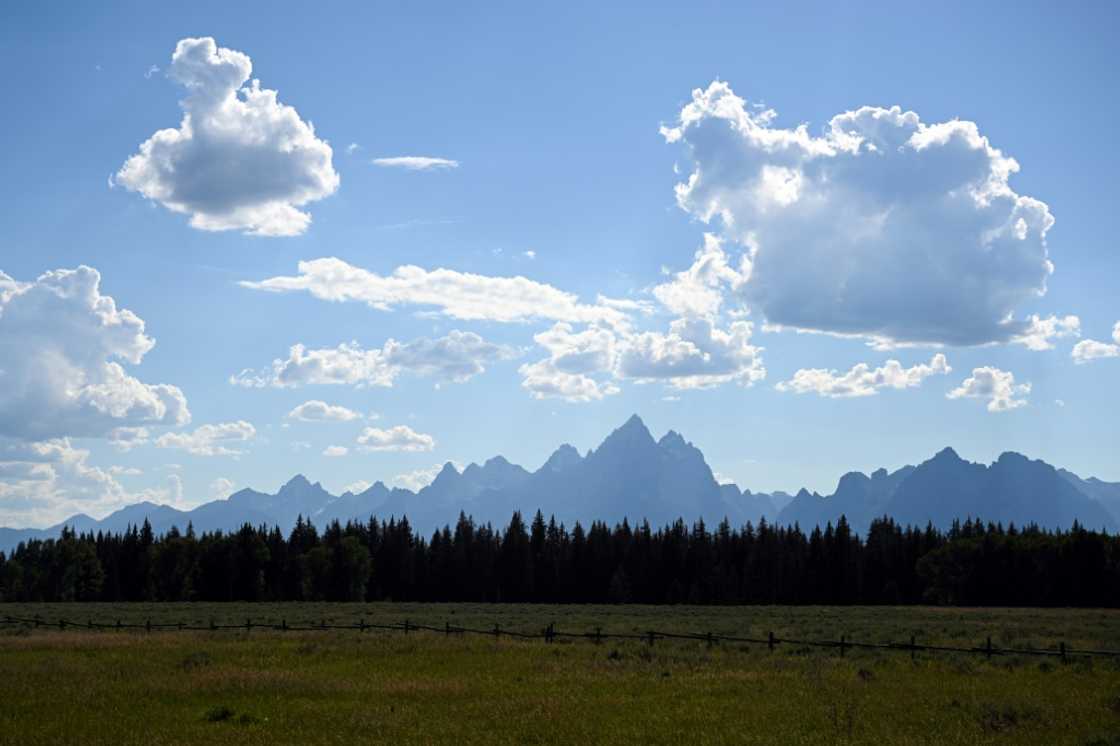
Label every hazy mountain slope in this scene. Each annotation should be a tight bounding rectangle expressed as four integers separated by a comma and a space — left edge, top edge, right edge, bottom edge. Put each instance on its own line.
886, 450, 1116, 532
1059, 469, 1120, 525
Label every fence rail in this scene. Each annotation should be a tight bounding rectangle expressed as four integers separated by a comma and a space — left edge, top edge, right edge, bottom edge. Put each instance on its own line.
2, 614, 1116, 660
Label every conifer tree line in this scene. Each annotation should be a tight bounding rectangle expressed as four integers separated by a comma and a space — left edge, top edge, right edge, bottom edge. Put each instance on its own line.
1, 512, 1117, 606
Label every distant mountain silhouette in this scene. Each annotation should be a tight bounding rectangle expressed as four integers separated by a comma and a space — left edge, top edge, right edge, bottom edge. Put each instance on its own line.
777, 447, 1117, 534
1, 415, 1117, 552
1058, 469, 1120, 525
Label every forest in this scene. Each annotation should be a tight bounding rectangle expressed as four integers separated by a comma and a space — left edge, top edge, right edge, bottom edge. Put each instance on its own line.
1, 511, 1117, 607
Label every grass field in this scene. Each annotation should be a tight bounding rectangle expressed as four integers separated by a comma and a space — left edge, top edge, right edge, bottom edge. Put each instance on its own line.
1, 604, 1119, 745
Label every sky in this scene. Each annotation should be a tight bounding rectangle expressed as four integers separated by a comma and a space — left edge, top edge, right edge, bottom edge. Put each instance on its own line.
1, 1, 1118, 528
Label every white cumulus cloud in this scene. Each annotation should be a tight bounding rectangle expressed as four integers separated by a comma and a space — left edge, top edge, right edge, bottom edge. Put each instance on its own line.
615, 318, 765, 390
652, 233, 749, 319
776, 354, 951, 398
947, 367, 1031, 412
356, 425, 435, 452
519, 316, 765, 400
663, 81, 1058, 347
1012, 314, 1081, 351
1071, 321, 1120, 364
116, 37, 338, 236
0, 267, 189, 441
322, 445, 349, 457
519, 360, 620, 402
155, 421, 256, 457
286, 400, 362, 422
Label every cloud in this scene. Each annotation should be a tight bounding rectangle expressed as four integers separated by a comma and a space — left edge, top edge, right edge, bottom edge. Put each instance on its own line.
616, 318, 765, 390
164, 473, 185, 506
232, 330, 517, 388
372, 156, 459, 171
107, 426, 151, 452
947, 367, 1031, 412
523, 250, 536, 260
144, 64, 160, 79
378, 331, 519, 382
1071, 321, 1120, 364
322, 445, 349, 457
346, 143, 360, 155
0, 438, 182, 526
393, 463, 456, 491
241, 258, 630, 328
1012, 314, 1081, 351
116, 37, 338, 236
209, 477, 234, 499
0, 266, 189, 441
519, 359, 620, 402
154, 421, 256, 456
663, 81, 1058, 347
356, 425, 435, 452
652, 234, 749, 319
518, 322, 620, 402
776, 353, 951, 398
286, 400, 361, 422
519, 316, 765, 400
342, 479, 371, 494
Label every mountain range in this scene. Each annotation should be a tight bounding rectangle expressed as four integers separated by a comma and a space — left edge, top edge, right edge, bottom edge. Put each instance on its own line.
1, 415, 1117, 553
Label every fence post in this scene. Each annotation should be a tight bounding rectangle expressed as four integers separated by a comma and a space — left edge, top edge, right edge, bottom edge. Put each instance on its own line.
985, 636, 992, 659
88, 619, 93, 631
34, 615, 40, 629
548, 623, 554, 643
445, 621, 450, 637
360, 618, 366, 633
647, 630, 655, 647
840, 634, 846, 657
768, 631, 775, 652
910, 635, 916, 661
116, 619, 121, 631
178, 622, 183, 632
1060, 641, 1066, 661
246, 618, 251, 634
281, 618, 287, 632
404, 619, 410, 635
706, 631, 713, 648
59, 619, 65, 631
146, 619, 151, 633
210, 618, 216, 632
493, 624, 501, 639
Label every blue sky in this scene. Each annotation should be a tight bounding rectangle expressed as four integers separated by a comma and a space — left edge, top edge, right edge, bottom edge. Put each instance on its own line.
1, 1, 1118, 527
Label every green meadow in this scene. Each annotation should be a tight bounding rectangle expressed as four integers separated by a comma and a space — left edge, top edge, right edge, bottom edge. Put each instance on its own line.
1, 604, 1118, 745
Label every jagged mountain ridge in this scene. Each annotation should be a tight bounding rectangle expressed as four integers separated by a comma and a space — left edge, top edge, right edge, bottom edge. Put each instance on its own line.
777, 447, 1117, 534
1, 415, 1117, 552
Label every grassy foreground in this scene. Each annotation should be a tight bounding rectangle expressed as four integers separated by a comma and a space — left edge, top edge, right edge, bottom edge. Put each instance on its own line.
1, 605, 1119, 745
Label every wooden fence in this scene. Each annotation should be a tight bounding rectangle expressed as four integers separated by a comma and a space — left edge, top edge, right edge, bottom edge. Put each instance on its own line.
2, 614, 1117, 660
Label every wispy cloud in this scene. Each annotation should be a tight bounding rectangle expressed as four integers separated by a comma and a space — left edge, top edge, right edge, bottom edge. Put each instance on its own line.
372, 156, 459, 171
